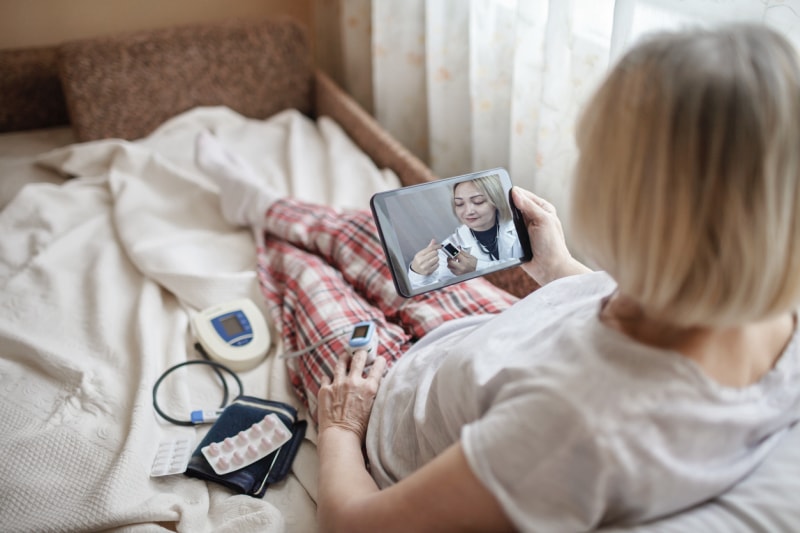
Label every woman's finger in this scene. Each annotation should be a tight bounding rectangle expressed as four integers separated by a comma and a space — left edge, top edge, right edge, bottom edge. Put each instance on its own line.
334, 351, 350, 381
512, 187, 545, 218
513, 187, 553, 221
368, 356, 387, 381
349, 349, 368, 376
532, 194, 556, 213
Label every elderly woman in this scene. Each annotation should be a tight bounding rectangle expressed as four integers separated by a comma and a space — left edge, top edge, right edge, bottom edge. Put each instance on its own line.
196, 23, 800, 532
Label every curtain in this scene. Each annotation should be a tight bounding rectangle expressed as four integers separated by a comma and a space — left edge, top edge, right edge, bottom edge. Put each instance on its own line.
320, 0, 800, 237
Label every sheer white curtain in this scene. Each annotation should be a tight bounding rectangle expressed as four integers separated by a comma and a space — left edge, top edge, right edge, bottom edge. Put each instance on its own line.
327, 0, 799, 234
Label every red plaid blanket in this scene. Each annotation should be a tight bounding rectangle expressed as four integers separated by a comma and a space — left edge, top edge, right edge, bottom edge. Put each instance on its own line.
256, 199, 518, 421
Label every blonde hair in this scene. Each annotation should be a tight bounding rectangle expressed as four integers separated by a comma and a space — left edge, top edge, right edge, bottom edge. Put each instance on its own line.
571, 24, 800, 327
452, 174, 512, 223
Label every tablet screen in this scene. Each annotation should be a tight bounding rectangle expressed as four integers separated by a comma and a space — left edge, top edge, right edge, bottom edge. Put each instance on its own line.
370, 168, 532, 297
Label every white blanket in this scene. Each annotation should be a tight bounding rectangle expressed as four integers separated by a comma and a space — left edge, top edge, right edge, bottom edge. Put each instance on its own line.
0, 107, 400, 532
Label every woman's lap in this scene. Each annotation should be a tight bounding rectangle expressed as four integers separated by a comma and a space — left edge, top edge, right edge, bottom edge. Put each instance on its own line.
256, 198, 518, 419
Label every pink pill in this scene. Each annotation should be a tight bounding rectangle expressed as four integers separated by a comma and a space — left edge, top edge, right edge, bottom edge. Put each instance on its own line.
236, 432, 248, 445
217, 457, 230, 470
232, 451, 244, 465
259, 437, 273, 451
222, 438, 235, 452
246, 444, 258, 458
207, 443, 220, 457
260, 416, 275, 430
249, 424, 262, 437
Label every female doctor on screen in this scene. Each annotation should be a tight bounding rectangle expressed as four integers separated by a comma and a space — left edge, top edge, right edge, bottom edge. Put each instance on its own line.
408, 175, 522, 288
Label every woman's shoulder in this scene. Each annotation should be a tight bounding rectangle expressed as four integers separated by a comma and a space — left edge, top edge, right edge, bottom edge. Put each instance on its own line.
521, 270, 616, 305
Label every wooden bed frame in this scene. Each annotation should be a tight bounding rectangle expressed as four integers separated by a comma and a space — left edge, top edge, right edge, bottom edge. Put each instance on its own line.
0, 16, 538, 299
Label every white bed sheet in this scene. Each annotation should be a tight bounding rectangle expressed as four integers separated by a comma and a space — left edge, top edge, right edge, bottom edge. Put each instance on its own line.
0, 126, 75, 211
0, 106, 400, 532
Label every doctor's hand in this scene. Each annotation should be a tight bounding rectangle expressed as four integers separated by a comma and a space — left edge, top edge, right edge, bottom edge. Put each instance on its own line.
317, 350, 387, 441
447, 249, 477, 276
511, 187, 591, 285
410, 239, 440, 276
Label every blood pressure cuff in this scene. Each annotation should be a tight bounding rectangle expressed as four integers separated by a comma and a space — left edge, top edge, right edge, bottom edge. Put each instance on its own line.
185, 395, 307, 497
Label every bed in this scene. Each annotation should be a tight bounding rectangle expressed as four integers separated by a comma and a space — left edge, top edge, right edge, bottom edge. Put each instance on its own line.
0, 17, 536, 532
0, 16, 798, 533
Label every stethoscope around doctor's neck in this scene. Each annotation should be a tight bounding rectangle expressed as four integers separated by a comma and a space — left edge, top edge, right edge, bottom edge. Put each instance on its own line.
468, 211, 500, 260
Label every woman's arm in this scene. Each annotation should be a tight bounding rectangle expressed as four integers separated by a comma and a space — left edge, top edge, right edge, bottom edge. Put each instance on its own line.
316, 351, 515, 533
511, 187, 592, 285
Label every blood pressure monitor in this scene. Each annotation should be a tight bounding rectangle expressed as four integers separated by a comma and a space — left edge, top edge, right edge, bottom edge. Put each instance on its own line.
192, 298, 270, 371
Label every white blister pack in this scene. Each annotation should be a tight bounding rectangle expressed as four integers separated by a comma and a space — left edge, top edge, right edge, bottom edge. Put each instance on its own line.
151, 437, 195, 477
201, 413, 292, 475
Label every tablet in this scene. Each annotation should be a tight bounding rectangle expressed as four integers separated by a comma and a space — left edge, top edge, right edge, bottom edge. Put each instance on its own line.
370, 167, 532, 297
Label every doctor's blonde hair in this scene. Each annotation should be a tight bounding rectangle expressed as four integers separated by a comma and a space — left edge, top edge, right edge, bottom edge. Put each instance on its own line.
571, 24, 800, 327
452, 175, 512, 223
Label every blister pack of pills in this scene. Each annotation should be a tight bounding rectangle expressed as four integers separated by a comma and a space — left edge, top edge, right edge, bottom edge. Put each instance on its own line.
201, 413, 292, 475
151, 437, 195, 477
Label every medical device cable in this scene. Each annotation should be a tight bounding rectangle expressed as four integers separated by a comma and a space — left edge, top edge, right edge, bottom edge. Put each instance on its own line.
152, 359, 244, 426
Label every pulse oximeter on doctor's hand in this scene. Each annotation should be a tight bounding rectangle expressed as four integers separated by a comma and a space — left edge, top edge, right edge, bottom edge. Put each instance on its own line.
347, 320, 378, 363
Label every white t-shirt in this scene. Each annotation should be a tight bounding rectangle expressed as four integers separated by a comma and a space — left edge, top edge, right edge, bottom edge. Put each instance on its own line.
365, 271, 800, 531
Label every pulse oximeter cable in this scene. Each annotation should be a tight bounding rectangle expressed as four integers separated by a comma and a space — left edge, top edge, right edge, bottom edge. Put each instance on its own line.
278, 327, 351, 359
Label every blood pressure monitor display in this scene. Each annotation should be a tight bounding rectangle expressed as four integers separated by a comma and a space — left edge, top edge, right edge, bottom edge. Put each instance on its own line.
211, 310, 252, 346
193, 299, 270, 372
220, 315, 245, 337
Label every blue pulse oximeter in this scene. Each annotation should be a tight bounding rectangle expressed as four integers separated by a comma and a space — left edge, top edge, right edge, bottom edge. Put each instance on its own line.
347, 320, 378, 363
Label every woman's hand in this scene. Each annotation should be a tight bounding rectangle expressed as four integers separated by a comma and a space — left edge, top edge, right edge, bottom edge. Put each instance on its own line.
446, 249, 477, 276
511, 187, 591, 285
410, 239, 440, 276
316, 354, 514, 533
317, 350, 387, 440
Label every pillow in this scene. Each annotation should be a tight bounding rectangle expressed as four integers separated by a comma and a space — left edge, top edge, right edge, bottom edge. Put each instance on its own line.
58, 17, 314, 142
0, 46, 69, 133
